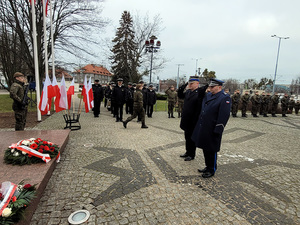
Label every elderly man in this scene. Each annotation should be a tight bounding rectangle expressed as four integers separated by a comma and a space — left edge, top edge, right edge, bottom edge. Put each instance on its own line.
192, 78, 231, 178
177, 76, 208, 161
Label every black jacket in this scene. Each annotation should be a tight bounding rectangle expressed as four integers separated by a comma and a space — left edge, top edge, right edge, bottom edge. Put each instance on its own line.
147, 89, 157, 105
112, 85, 126, 105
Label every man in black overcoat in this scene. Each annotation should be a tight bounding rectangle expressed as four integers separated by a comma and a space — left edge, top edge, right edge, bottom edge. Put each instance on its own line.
112, 78, 126, 122
192, 78, 231, 178
92, 79, 104, 117
178, 76, 208, 161
146, 84, 157, 117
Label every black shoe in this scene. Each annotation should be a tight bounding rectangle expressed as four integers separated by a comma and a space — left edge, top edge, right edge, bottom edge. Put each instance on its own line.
184, 156, 194, 161
282, 114, 287, 117
116, 119, 120, 122
272, 114, 277, 117
263, 114, 268, 117
141, 124, 148, 128
198, 167, 208, 173
253, 114, 258, 117
202, 171, 215, 178
171, 116, 175, 118
180, 153, 188, 158
123, 121, 127, 128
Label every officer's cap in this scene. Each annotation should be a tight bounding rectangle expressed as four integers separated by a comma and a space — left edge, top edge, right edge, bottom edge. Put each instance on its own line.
188, 76, 200, 82
109, 81, 115, 85
143, 84, 147, 87
208, 78, 224, 87
128, 82, 132, 85
132, 83, 136, 87
139, 80, 144, 84
95, 79, 99, 82
149, 84, 153, 87
14, 72, 25, 78
117, 78, 123, 82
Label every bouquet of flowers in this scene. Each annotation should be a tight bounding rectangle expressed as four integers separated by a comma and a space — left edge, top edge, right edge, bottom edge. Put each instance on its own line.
0, 181, 36, 225
4, 138, 60, 165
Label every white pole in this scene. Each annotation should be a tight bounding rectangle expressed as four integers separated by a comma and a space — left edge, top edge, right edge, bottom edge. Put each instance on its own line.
31, 0, 42, 121
50, 0, 56, 112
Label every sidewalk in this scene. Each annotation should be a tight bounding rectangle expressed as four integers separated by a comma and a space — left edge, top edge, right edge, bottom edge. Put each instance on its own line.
13, 107, 300, 224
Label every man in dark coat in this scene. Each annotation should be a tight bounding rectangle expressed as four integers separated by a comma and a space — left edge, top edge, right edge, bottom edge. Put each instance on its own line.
192, 78, 231, 178
125, 82, 134, 115
146, 84, 157, 117
92, 80, 104, 117
112, 78, 126, 122
178, 76, 208, 161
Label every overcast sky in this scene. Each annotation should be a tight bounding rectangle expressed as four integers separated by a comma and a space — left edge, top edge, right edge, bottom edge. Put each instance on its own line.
99, 0, 300, 84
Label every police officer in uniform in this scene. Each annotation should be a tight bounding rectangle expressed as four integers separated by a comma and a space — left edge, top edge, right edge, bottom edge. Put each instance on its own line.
192, 78, 231, 178
123, 84, 148, 129
178, 76, 207, 161
92, 79, 104, 117
165, 85, 177, 118
10, 72, 29, 131
112, 78, 126, 122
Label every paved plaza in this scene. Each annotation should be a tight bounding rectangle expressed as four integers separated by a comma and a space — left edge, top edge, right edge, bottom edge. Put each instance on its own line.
3, 105, 299, 224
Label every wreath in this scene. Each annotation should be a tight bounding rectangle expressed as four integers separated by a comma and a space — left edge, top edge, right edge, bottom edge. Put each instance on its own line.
0, 181, 36, 225
4, 138, 60, 165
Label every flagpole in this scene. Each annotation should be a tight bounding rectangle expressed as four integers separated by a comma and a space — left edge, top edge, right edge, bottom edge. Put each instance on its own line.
42, 0, 50, 116
49, 0, 56, 112
31, 0, 42, 121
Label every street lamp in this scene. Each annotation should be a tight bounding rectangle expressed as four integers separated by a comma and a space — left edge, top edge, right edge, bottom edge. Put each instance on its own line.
271, 35, 289, 94
145, 35, 161, 83
192, 58, 202, 76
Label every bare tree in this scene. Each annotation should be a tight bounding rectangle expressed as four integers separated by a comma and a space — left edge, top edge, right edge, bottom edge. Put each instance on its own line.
0, 0, 107, 89
223, 79, 240, 93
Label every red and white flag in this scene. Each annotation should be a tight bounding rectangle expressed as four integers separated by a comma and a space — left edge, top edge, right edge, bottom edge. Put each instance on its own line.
59, 75, 68, 110
81, 75, 90, 113
38, 74, 51, 115
88, 77, 94, 108
67, 78, 75, 110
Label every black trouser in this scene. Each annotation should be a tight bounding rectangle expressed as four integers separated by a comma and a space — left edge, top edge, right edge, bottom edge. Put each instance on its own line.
126, 100, 133, 115
203, 149, 217, 174
184, 129, 196, 158
147, 104, 154, 117
114, 103, 124, 121
93, 100, 101, 116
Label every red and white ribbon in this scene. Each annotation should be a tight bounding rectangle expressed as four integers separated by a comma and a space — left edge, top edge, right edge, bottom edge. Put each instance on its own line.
0, 182, 17, 215
9, 144, 51, 163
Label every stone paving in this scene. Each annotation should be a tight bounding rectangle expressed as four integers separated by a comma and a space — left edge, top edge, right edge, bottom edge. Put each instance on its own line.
5, 105, 299, 224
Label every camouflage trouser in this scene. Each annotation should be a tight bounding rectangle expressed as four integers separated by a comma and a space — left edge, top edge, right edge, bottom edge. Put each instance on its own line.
232, 103, 239, 115
178, 102, 183, 114
168, 101, 175, 114
125, 106, 145, 124
241, 103, 248, 115
281, 106, 288, 115
14, 109, 27, 131
271, 104, 278, 114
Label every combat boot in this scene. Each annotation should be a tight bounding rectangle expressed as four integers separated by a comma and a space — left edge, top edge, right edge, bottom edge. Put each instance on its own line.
168, 113, 170, 118
141, 122, 148, 129
171, 112, 175, 118
282, 114, 287, 117
272, 114, 277, 117
123, 121, 128, 128
263, 114, 269, 117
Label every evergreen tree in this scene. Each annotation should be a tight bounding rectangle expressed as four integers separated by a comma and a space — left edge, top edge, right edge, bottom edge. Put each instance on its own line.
110, 11, 139, 84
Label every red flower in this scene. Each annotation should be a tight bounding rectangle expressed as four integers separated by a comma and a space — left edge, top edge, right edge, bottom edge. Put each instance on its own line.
30, 143, 38, 149
12, 196, 17, 202
43, 141, 48, 145
50, 147, 55, 152
34, 140, 39, 143
37, 138, 42, 142
28, 154, 32, 158
39, 145, 44, 149
0, 193, 3, 200
23, 184, 32, 189
38, 149, 43, 153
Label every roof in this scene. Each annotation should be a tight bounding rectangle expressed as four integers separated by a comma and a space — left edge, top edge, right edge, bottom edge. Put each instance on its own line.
49, 67, 73, 79
75, 64, 112, 77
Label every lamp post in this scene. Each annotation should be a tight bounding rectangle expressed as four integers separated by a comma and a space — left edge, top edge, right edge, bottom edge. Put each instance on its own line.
176, 64, 184, 89
145, 35, 161, 83
271, 35, 289, 94
192, 58, 202, 75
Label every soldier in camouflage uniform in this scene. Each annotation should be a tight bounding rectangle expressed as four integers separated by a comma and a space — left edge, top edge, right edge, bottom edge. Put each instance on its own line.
10, 72, 28, 131
231, 89, 240, 117
177, 90, 184, 118
280, 93, 289, 117
288, 98, 295, 114
123, 84, 148, 129
165, 85, 177, 118
241, 90, 250, 117
262, 93, 271, 117
259, 92, 265, 115
271, 93, 279, 117
294, 100, 300, 115
250, 91, 260, 117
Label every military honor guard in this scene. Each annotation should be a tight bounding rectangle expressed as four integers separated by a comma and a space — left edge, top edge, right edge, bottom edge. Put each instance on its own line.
192, 78, 231, 178
112, 78, 126, 122
165, 85, 177, 118
92, 79, 104, 117
241, 90, 250, 117
271, 93, 279, 117
280, 93, 289, 117
146, 84, 157, 118
231, 89, 240, 117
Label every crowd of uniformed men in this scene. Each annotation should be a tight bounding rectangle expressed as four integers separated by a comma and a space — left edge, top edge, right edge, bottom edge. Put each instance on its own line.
230, 89, 300, 118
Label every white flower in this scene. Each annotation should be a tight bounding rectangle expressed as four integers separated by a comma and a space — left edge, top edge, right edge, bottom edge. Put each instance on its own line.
22, 151, 27, 155
29, 138, 35, 141
22, 140, 30, 146
2, 208, 12, 217
17, 185, 24, 192
13, 152, 19, 157
11, 149, 15, 153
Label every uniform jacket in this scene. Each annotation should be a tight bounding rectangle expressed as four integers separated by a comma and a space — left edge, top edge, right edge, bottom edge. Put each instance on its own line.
92, 84, 104, 102
112, 85, 126, 105
10, 80, 26, 111
133, 89, 143, 108
281, 96, 289, 107
178, 84, 207, 131
271, 95, 279, 105
165, 89, 177, 102
241, 94, 250, 104
147, 89, 157, 105
192, 91, 231, 152
231, 93, 240, 104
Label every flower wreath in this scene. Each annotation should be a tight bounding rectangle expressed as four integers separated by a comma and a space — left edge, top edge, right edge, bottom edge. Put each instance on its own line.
0, 181, 36, 225
4, 138, 60, 165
